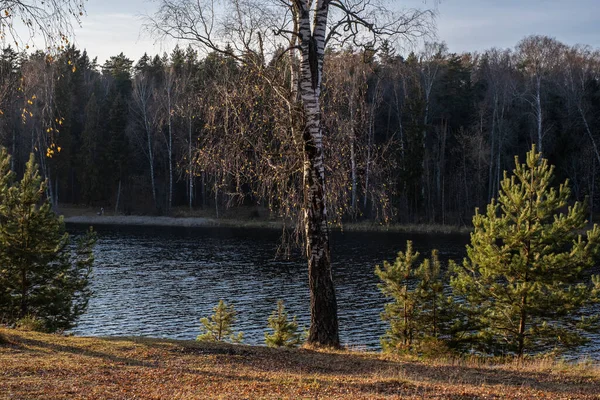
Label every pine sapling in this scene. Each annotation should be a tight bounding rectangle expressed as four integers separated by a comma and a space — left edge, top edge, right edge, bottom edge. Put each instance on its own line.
197, 300, 243, 343
375, 240, 420, 351
376, 241, 454, 354
265, 300, 303, 348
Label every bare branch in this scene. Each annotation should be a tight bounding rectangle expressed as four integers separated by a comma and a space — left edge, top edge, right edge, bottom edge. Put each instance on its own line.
0, 0, 85, 51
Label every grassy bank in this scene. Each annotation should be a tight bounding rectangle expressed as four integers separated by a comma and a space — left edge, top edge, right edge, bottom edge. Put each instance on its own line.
1, 329, 598, 399
59, 205, 470, 234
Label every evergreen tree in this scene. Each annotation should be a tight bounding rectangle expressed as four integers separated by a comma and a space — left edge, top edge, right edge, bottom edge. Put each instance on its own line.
451, 146, 600, 356
264, 300, 303, 348
102, 93, 130, 210
376, 241, 452, 352
376, 240, 419, 351
79, 93, 101, 204
413, 250, 449, 341
196, 300, 243, 343
0, 150, 96, 332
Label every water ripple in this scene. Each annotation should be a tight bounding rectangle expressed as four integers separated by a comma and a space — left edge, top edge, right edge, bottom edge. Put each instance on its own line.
68, 224, 599, 359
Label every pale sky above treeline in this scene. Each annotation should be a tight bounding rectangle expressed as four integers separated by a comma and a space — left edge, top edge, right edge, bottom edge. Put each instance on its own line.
42, 0, 600, 64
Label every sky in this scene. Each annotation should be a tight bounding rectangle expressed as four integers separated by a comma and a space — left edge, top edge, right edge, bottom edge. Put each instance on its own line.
54, 0, 600, 64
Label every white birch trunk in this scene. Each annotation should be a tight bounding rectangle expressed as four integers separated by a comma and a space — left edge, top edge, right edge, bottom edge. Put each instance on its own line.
165, 72, 175, 212
296, 0, 339, 347
146, 117, 157, 208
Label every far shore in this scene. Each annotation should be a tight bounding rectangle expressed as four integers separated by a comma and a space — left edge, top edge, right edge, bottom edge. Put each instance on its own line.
60, 206, 471, 234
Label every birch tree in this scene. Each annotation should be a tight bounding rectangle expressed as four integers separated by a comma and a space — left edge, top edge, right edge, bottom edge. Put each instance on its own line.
161, 64, 177, 211
131, 72, 160, 210
147, 0, 434, 347
516, 35, 564, 153
174, 46, 201, 210
561, 45, 600, 165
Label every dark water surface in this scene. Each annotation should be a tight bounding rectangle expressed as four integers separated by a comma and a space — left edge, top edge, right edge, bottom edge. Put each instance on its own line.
67, 224, 599, 359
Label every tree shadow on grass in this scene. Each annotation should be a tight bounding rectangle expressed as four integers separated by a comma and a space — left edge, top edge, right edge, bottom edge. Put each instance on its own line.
4, 334, 154, 367
3, 332, 598, 398
225, 346, 599, 398
2, 333, 272, 385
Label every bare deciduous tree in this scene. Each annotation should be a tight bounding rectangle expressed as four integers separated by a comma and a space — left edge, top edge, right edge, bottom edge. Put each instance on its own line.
516, 35, 564, 153
146, 0, 434, 347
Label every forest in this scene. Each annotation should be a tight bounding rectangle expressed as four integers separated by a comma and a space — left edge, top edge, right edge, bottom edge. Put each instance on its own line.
0, 35, 598, 226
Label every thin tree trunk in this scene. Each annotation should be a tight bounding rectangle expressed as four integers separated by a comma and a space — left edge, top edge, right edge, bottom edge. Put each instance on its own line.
488, 101, 497, 201
202, 171, 206, 208
350, 135, 357, 212
497, 102, 505, 195
115, 179, 121, 214
188, 115, 194, 210
168, 100, 173, 212
349, 86, 357, 213
20, 267, 28, 318
11, 129, 15, 171
364, 106, 374, 211
591, 156, 595, 223
437, 120, 447, 219
579, 105, 600, 165
144, 115, 157, 209
518, 292, 527, 357
214, 182, 219, 219
536, 77, 543, 153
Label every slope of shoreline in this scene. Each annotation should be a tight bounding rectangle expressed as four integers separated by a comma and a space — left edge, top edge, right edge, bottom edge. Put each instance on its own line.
1, 328, 598, 399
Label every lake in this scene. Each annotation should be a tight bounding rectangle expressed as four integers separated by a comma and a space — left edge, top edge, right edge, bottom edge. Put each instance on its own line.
67, 224, 599, 359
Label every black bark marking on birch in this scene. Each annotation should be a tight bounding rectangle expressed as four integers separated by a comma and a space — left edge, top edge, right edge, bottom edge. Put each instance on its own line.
308, 36, 319, 90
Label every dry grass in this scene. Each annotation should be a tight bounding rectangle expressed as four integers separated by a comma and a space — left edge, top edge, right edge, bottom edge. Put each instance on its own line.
1, 328, 598, 399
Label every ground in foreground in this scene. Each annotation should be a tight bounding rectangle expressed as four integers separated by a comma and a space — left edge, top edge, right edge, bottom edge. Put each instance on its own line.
0, 329, 598, 399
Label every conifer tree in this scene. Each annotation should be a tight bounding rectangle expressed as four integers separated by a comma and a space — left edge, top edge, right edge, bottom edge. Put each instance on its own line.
413, 250, 450, 340
376, 240, 419, 351
79, 93, 102, 204
451, 146, 600, 356
265, 300, 303, 348
0, 150, 96, 332
197, 300, 243, 343
376, 241, 452, 352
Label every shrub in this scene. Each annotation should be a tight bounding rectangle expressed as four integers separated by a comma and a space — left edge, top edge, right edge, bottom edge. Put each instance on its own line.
265, 300, 303, 348
197, 300, 243, 343
15, 315, 46, 332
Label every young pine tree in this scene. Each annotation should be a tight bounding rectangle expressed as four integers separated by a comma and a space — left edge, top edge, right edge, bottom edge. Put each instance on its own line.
265, 300, 303, 348
451, 146, 600, 356
0, 150, 96, 332
197, 300, 243, 343
376, 241, 451, 353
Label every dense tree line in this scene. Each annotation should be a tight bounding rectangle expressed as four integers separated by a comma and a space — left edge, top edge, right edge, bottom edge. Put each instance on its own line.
0, 35, 598, 225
